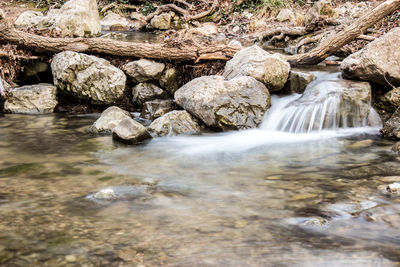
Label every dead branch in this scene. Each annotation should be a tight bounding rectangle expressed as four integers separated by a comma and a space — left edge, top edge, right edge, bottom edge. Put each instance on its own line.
287, 0, 400, 66
145, 4, 188, 22
0, 21, 239, 62
186, 0, 219, 21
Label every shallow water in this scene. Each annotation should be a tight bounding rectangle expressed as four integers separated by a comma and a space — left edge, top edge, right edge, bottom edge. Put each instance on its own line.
1, 113, 400, 266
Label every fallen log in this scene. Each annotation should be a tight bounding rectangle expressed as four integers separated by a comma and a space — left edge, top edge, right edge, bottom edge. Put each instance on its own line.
0, 21, 239, 62
287, 0, 400, 66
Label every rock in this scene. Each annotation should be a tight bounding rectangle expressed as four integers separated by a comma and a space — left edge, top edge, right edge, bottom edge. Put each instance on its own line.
282, 71, 315, 94
122, 59, 165, 83
132, 83, 169, 106
93, 188, 117, 200
381, 107, 400, 139
190, 22, 219, 36
44, 0, 101, 37
347, 139, 373, 149
377, 87, 400, 114
276, 8, 295, 23
141, 99, 176, 120
150, 13, 171, 30
130, 12, 145, 21
341, 28, 400, 88
249, 19, 267, 31
223, 45, 290, 92
51, 51, 126, 105
4, 83, 57, 114
148, 110, 202, 137
392, 142, 400, 153
65, 255, 77, 263
101, 12, 131, 31
112, 118, 152, 144
14, 11, 44, 28
228, 40, 242, 50
174, 75, 271, 131
89, 106, 132, 134
0, 9, 5, 20
387, 183, 400, 194
305, 0, 334, 24
232, 26, 240, 33
159, 68, 179, 94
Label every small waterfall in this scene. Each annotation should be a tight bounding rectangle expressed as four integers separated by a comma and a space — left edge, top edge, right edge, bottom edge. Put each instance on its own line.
261, 77, 382, 133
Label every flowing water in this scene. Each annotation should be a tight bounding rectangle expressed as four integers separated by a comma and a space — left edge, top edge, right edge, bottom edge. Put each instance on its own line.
1, 70, 400, 266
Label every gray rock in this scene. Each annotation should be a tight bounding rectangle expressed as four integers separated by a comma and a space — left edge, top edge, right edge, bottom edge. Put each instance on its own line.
112, 118, 152, 144
223, 45, 290, 92
341, 28, 400, 88
130, 12, 145, 21
150, 13, 171, 30
14, 11, 44, 28
148, 110, 202, 137
4, 83, 57, 114
51, 51, 126, 105
122, 59, 165, 83
175, 75, 271, 131
101, 12, 131, 31
282, 71, 315, 94
305, 0, 332, 24
43, 0, 101, 37
381, 107, 400, 139
141, 99, 176, 120
132, 83, 169, 105
89, 106, 132, 134
159, 68, 179, 94
391, 142, 400, 153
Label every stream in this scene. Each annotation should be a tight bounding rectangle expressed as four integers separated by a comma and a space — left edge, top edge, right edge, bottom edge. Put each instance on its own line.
1, 68, 400, 266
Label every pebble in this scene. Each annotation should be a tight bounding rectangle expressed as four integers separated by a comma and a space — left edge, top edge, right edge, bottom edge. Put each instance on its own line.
65, 255, 76, 262
387, 183, 400, 194
347, 139, 373, 149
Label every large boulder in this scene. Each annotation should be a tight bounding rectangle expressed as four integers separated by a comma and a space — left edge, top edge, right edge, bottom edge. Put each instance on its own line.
141, 99, 176, 120
122, 59, 165, 83
112, 118, 152, 144
376, 87, 400, 114
44, 0, 101, 37
175, 75, 271, 131
341, 28, 400, 88
89, 106, 132, 134
4, 83, 57, 114
223, 45, 290, 92
148, 110, 202, 137
51, 51, 126, 105
132, 83, 169, 106
14, 11, 44, 28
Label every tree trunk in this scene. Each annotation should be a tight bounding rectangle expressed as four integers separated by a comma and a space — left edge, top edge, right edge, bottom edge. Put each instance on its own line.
0, 22, 238, 62
287, 0, 400, 66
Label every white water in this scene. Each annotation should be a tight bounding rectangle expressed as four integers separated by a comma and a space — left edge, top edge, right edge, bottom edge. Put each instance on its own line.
146, 70, 382, 154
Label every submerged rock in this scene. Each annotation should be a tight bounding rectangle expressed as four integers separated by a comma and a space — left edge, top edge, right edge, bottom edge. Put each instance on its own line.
141, 99, 176, 120
14, 11, 44, 28
122, 59, 165, 83
132, 83, 169, 106
51, 51, 126, 105
112, 118, 152, 144
4, 83, 57, 114
282, 71, 315, 94
148, 110, 202, 137
44, 0, 101, 37
175, 75, 271, 131
341, 28, 400, 88
223, 45, 290, 92
89, 106, 132, 134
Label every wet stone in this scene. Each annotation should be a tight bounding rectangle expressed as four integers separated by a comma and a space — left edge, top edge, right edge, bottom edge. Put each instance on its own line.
141, 99, 176, 120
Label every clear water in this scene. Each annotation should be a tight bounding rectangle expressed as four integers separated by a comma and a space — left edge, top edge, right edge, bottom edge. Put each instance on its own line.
1, 71, 400, 266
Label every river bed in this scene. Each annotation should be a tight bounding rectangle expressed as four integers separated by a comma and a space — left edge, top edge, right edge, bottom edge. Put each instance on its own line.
1, 112, 400, 266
